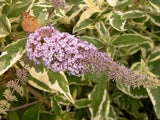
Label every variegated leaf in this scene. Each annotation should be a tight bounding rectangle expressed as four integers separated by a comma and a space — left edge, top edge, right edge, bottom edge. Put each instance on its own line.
0, 38, 26, 76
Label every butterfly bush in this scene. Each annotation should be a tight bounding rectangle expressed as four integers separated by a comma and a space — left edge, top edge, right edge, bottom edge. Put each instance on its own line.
26, 26, 160, 88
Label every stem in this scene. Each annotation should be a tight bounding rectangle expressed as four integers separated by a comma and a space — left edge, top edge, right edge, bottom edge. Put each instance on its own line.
10, 79, 20, 96
26, 85, 51, 108
6, 78, 20, 103
8, 100, 41, 111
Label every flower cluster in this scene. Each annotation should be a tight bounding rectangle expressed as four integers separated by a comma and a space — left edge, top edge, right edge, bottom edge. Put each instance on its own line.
0, 100, 10, 115
16, 69, 28, 85
26, 26, 160, 88
3, 89, 17, 101
0, 69, 27, 115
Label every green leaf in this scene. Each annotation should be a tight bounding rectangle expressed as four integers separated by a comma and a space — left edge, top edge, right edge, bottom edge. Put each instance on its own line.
149, 0, 160, 11
37, 11, 48, 26
147, 47, 160, 119
39, 112, 57, 120
22, 104, 40, 120
83, 0, 104, 9
148, 46, 160, 76
117, 94, 145, 119
99, 96, 117, 120
2, 0, 33, 18
147, 88, 160, 119
0, 15, 11, 37
116, 41, 152, 57
52, 3, 86, 24
0, 0, 5, 6
61, 111, 72, 120
73, 19, 94, 33
116, 45, 140, 56
51, 96, 62, 115
85, 72, 102, 83
133, 16, 148, 23
117, 83, 148, 99
95, 21, 110, 43
115, 0, 132, 9
31, 6, 48, 20
28, 75, 52, 91
73, 7, 99, 33
66, 74, 91, 86
75, 99, 91, 108
149, 14, 160, 26
88, 72, 108, 119
108, 11, 126, 31
78, 36, 104, 49
0, 38, 26, 76
112, 34, 151, 46
107, 46, 115, 58
26, 66, 74, 103
83, 0, 95, 8
34, 2, 52, 7
65, 3, 85, 23
56, 95, 71, 105
122, 10, 145, 19
66, 4, 85, 18
8, 111, 19, 120
115, 61, 149, 99
106, 0, 118, 7
106, 105, 117, 119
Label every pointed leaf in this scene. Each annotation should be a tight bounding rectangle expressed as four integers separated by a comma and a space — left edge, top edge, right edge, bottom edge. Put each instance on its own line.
147, 88, 160, 119
39, 112, 57, 120
51, 96, 62, 115
8, 111, 19, 120
75, 99, 91, 108
0, 38, 26, 76
149, 14, 160, 26
88, 72, 108, 119
122, 10, 145, 19
95, 21, 110, 43
73, 8, 99, 33
115, 0, 132, 9
2, 0, 33, 18
78, 36, 104, 49
34, 2, 52, 7
117, 83, 148, 99
83, 0, 95, 8
149, 0, 160, 11
66, 4, 85, 18
26, 66, 74, 103
22, 104, 40, 120
63, 4, 86, 24
112, 34, 151, 46
107, 0, 118, 7
37, 12, 48, 26
108, 11, 126, 31
0, 15, 11, 37
148, 46, 160, 76
73, 19, 94, 33
67, 74, 91, 86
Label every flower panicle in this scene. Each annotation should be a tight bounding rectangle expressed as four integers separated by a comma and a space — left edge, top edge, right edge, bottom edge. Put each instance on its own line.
25, 26, 160, 88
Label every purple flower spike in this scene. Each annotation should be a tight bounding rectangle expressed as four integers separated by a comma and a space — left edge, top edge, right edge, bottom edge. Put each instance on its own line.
26, 26, 160, 88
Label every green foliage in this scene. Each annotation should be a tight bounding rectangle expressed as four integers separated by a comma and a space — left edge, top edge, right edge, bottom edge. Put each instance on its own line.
0, 0, 160, 119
